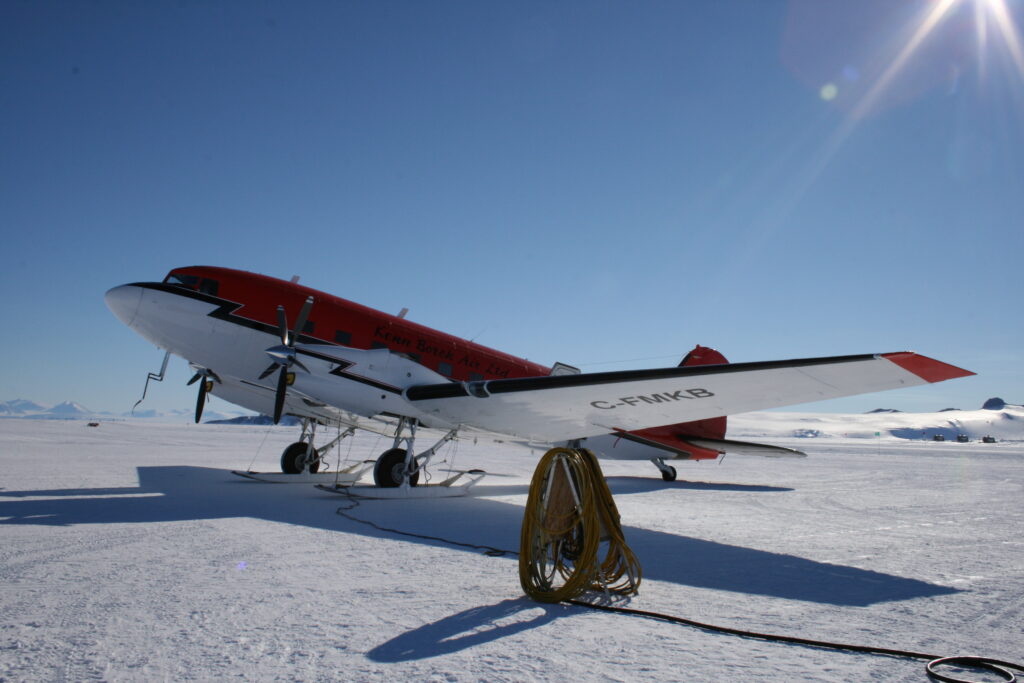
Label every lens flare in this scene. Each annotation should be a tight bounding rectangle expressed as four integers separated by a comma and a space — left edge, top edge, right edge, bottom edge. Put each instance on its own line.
849, 0, 959, 120
983, 0, 1024, 79
780, 0, 1023, 214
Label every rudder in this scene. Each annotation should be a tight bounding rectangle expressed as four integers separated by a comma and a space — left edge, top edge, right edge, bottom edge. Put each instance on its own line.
674, 344, 728, 441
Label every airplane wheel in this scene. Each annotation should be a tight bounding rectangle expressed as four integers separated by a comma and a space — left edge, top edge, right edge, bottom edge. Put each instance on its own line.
373, 448, 420, 487
280, 442, 320, 474
661, 465, 677, 482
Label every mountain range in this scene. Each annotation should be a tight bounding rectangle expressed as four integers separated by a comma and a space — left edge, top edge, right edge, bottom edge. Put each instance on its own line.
0, 399, 253, 423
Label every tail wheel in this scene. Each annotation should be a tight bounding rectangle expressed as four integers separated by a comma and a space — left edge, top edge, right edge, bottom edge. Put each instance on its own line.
661, 465, 677, 482
280, 442, 320, 474
373, 448, 420, 487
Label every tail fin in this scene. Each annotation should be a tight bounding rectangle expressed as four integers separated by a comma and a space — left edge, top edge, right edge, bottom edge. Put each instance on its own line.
675, 345, 728, 440
679, 344, 728, 369
627, 345, 729, 459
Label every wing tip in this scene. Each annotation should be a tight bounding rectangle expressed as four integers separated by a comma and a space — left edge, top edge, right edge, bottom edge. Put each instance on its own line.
881, 352, 975, 383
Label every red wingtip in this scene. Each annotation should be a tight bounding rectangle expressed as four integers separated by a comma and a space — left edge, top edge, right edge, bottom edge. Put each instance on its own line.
882, 352, 975, 383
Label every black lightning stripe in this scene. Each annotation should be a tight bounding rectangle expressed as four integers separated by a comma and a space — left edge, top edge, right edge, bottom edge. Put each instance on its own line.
133, 282, 402, 394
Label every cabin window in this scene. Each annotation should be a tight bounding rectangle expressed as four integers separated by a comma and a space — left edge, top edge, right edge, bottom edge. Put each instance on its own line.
371, 342, 388, 350
334, 330, 352, 345
469, 372, 484, 382
438, 362, 453, 378
198, 278, 219, 296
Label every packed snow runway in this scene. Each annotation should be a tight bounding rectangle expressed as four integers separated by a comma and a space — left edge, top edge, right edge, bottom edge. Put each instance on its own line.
1, 418, 1021, 681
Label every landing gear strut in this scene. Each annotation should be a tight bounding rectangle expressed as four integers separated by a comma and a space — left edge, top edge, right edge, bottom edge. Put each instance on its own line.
281, 442, 320, 474
372, 417, 458, 487
279, 420, 355, 474
652, 457, 677, 482
373, 448, 419, 488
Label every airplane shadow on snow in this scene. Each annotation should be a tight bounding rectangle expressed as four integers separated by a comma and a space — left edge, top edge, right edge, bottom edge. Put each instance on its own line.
365, 597, 569, 663
1, 466, 958, 616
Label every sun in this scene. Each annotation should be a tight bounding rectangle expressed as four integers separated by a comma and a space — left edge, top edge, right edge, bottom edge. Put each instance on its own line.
846, 0, 1024, 119
970, 0, 1024, 79
783, 0, 1024, 117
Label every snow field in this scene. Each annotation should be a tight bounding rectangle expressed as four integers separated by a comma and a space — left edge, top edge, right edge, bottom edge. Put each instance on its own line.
1, 418, 1021, 681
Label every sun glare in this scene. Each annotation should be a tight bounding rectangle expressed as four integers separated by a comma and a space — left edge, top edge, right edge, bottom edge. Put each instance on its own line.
765, 0, 1022, 258
848, 0, 958, 119
854, 0, 1024, 118
981, 0, 1024, 78
784, 0, 1023, 120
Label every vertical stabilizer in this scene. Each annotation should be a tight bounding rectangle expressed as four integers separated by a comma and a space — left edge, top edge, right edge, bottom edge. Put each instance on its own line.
627, 345, 729, 458
673, 345, 728, 440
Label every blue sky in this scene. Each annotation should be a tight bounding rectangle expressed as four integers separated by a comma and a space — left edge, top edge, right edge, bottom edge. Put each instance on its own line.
2, 0, 1022, 415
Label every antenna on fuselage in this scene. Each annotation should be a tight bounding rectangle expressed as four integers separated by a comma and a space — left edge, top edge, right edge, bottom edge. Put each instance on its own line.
397, 308, 408, 319
290, 275, 300, 284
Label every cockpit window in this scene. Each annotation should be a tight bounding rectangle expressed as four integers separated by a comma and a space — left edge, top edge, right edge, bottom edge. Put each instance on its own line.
163, 273, 219, 296
165, 273, 200, 288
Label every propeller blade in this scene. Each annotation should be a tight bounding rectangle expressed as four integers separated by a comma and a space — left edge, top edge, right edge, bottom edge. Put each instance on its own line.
195, 379, 208, 423
258, 363, 279, 380
292, 296, 314, 345
292, 357, 310, 374
273, 366, 288, 424
276, 306, 289, 345
187, 372, 203, 386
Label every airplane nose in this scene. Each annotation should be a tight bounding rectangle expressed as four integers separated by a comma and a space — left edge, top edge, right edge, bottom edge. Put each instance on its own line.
105, 285, 143, 326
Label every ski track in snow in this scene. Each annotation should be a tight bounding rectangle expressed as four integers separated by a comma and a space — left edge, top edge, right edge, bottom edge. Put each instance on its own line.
0, 418, 1021, 682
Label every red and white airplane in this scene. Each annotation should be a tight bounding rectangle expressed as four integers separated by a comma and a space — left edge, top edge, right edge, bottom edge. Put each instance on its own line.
106, 266, 973, 487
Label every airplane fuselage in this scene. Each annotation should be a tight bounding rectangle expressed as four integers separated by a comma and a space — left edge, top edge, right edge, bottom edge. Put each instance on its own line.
106, 266, 707, 462
106, 267, 562, 432
109, 266, 550, 381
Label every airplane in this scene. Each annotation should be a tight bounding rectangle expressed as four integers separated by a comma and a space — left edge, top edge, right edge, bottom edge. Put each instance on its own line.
105, 266, 974, 488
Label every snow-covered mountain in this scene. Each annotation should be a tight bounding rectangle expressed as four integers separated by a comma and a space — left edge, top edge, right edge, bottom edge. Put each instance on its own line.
0, 399, 252, 423
46, 401, 93, 416
0, 399, 47, 414
0, 399, 88, 418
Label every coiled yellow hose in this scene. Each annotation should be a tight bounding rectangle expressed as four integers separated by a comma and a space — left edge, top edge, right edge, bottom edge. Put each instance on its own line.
519, 447, 641, 602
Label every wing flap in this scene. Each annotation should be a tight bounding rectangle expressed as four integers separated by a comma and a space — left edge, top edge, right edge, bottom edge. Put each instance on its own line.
678, 437, 807, 458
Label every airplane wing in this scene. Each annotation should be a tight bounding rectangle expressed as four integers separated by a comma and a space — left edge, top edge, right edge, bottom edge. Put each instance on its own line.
405, 352, 973, 442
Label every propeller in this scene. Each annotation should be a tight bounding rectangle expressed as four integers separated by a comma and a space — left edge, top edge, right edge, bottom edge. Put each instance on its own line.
187, 368, 220, 423
258, 295, 314, 424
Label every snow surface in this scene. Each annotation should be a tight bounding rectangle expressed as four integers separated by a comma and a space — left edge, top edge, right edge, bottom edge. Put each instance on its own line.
729, 405, 1024, 442
1, 416, 1022, 681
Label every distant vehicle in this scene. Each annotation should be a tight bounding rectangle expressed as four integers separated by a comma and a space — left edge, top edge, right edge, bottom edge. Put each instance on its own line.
982, 436, 997, 443
933, 434, 946, 441
956, 434, 969, 442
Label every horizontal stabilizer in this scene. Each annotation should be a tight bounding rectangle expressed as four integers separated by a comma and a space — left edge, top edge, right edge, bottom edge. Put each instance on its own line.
677, 437, 807, 458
